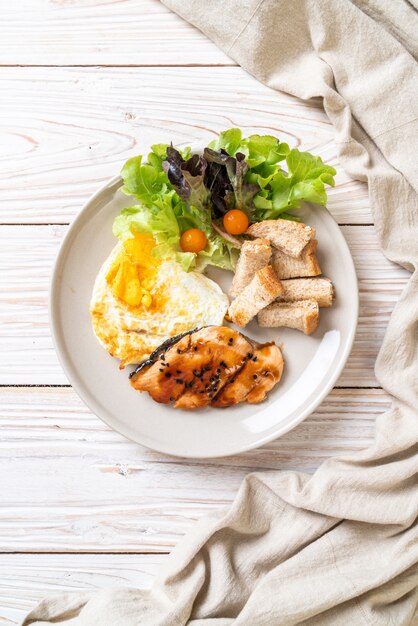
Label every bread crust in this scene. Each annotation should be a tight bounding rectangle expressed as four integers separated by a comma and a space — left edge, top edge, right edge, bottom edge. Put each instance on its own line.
230, 238, 271, 297
278, 277, 334, 307
229, 266, 283, 327
271, 240, 321, 279
258, 300, 320, 335
246, 219, 315, 258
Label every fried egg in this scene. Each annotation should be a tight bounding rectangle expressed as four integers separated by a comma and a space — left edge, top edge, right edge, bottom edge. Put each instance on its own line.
90, 233, 229, 366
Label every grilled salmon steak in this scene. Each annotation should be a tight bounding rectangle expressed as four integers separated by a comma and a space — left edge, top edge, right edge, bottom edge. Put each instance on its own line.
130, 326, 284, 409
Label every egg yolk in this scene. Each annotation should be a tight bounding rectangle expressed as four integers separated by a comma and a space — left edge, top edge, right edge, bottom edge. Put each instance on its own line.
106, 232, 160, 308
123, 232, 158, 266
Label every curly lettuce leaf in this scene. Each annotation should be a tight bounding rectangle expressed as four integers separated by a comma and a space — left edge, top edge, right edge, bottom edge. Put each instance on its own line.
209, 128, 289, 170
148, 143, 191, 170
115, 147, 238, 272
115, 130, 335, 272
196, 234, 239, 271
210, 128, 335, 220
161, 147, 237, 270
112, 198, 196, 272
121, 144, 192, 202
257, 149, 336, 219
163, 146, 210, 212
113, 203, 237, 273
208, 128, 243, 156
120, 155, 168, 203
203, 147, 259, 218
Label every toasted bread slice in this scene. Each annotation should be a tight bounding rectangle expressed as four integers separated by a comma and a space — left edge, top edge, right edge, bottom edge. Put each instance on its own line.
278, 278, 333, 307
258, 300, 319, 335
228, 266, 283, 328
230, 238, 271, 298
271, 240, 321, 279
246, 219, 315, 258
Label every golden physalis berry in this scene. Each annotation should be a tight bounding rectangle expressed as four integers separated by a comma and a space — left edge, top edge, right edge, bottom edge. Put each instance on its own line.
223, 209, 249, 235
180, 228, 208, 253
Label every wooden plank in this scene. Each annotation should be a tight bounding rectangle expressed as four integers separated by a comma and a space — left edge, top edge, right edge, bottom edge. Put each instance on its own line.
0, 66, 371, 225
0, 386, 390, 552
0, 225, 408, 386
0, 0, 232, 67
0, 553, 163, 626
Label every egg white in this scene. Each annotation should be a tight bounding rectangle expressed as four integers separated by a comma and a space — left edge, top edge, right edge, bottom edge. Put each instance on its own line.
90, 244, 229, 366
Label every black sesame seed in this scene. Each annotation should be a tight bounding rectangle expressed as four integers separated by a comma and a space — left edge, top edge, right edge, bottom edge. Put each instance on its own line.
176, 349, 181, 354
247, 352, 253, 359
216, 368, 221, 374
176, 370, 182, 374
253, 374, 258, 380
193, 346, 198, 351
159, 368, 164, 373
252, 356, 258, 362
175, 378, 183, 384
160, 354, 165, 360
169, 397, 173, 401
165, 372, 171, 378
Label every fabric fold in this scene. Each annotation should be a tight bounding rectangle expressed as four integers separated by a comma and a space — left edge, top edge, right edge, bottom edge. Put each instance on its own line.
23, 1, 418, 624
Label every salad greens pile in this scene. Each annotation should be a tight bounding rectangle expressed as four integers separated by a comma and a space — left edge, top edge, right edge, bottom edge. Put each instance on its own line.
113, 129, 336, 272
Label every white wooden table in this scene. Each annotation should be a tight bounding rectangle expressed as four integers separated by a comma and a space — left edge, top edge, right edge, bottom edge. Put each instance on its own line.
0, 1, 411, 623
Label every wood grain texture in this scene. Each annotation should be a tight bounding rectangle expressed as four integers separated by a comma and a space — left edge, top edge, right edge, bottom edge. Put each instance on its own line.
0, 0, 232, 66
0, 386, 390, 553
0, 0, 409, 620
0, 553, 163, 626
0, 66, 371, 225
0, 225, 409, 386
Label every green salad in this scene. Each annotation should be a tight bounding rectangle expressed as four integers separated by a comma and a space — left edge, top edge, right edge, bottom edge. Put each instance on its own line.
113, 128, 336, 272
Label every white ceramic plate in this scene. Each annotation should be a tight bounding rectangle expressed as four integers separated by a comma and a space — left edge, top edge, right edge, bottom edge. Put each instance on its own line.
50, 175, 358, 458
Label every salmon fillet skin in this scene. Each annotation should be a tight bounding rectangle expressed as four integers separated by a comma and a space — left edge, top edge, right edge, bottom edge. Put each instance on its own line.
130, 326, 284, 409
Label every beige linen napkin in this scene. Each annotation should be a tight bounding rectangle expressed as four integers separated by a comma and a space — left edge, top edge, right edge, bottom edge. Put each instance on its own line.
23, 1, 418, 624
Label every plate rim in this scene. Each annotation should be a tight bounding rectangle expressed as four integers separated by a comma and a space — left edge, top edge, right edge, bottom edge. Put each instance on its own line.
49, 174, 359, 459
